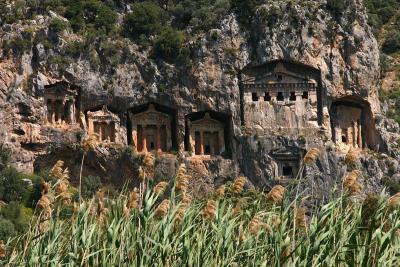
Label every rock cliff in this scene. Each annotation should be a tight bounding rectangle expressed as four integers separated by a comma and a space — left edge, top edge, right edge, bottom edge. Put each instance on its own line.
0, 0, 399, 196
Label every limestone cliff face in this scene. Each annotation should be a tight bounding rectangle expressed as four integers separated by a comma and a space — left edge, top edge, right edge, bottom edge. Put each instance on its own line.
0, 0, 399, 195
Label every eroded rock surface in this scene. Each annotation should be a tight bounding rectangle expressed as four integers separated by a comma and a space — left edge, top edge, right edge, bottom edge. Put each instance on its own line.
1, 0, 399, 196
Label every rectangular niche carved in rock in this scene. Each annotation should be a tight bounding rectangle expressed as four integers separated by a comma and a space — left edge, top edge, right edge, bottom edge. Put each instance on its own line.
271, 148, 301, 179
186, 111, 229, 157
129, 103, 174, 153
330, 96, 377, 150
86, 105, 120, 144
44, 81, 80, 126
240, 59, 323, 135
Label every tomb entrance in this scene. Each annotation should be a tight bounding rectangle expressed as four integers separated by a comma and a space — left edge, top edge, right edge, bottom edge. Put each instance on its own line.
44, 81, 80, 125
186, 112, 228, 156
87, 105, 120, 143
330, 96, 377, 149
129, 103, 174, 153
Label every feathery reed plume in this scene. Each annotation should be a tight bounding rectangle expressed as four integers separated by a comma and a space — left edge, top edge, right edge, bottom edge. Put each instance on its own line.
303, 148, 319, 165
387, 192, 400, 209
271, 214, 281, 229
94, 190, 108, 223
361, 194, 380, 227
232, 176, 246, 193
143, 152, 154, 169
233, 197, 248, 216
180, 192, 192, 206
55, 180, 68, 195
345, 148, 358, 165
238, 224, 245, 244
174, 203, 188, 227
82, 133, 99, 152
49, 160, 64, 179
127, 188, 139, 210
140, 152, 155, 181
280, 236, 292, 260
58, 192, 72, 206
215, 185, 225, 198
37, 193, 54, 233
41, 180, 51, 196
37, 194, 54, 210
138, 166, 146, 182
155, 199, 170, 218
202, 199, 217, 220
175, 164, 190, 192
249, 215, 270, 235
294, 206, 307, 229
343, 170, 362, 194
267, 185, 285, 203
154, 181, 169, 195
0, 240, 6, 258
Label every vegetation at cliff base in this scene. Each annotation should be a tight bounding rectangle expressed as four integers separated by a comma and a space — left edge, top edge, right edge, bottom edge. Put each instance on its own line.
1, 151, 400, 266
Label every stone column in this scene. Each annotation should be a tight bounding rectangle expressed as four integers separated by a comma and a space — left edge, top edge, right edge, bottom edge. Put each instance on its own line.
57, 102, 63, 124
210, 132, 215, 155
142, 125, 147, 152
98, 123, 102, 142
51, 101, 56, 124
47, 99, 53, 123
190, 130, 195, 154
88, 116, 94, 135
358, 122, 362, 148
218, 130, 225, 153
69, 101, 75, 124
156, 125, 161, 152
347, 127, 353, 146
200, 131, 204, 155
353, 121, 358, 147
132, 124, 138, 152
166, 124, 172, 151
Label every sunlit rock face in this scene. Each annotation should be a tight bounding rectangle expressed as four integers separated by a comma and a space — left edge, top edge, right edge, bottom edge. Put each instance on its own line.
0, 0, 399, 196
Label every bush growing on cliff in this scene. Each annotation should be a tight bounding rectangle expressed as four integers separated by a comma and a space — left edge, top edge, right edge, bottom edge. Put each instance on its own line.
65, 0, 117, 34
153, 27, 189, 64
0, 168, 29, 203
326, 0, 346, 17
123, 2, 168, 42
382, 31, 400, 54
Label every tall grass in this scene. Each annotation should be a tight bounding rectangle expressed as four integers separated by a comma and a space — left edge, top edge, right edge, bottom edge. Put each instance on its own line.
1, 182, 400, 266
1, 150, 400, 266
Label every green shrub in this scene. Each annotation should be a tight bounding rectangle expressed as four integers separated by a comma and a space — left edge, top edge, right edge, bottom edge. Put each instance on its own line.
123, 2, 168, 41
65, 40, 86, 58
327, 0, 346, 16
49, 18, 68, 34
0, 201, 32, 234
382, 30, 400, 54
0, 217, 15, 241
65, 0, 117, 34
81, 175, 102, 199
0, 167, 29, 203
171, 0, 230, 32
3, 37, 32, 56
232, 0, 264, 26
153, 27, 188, 64
0, 145, 10, 171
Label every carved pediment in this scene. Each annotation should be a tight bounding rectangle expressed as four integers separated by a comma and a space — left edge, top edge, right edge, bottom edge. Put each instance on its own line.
45, 81, 78, 98
271, 147, 302, 160
242, 60, 319, 86
87, 106, 119, 122
191, 113, 224, 131
130, 104, 172, 125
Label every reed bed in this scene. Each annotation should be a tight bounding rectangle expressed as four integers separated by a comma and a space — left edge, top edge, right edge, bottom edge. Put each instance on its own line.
1, 159, 400, 266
